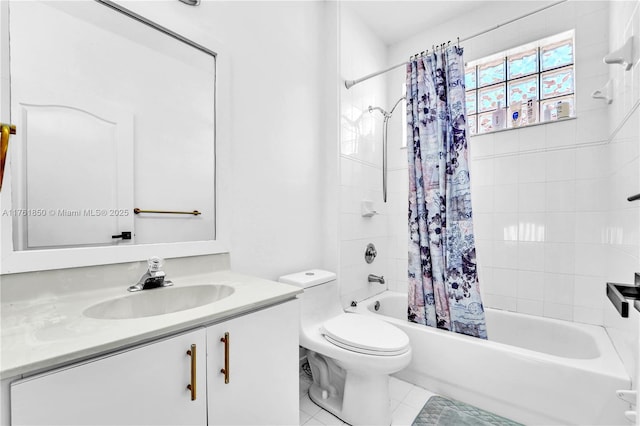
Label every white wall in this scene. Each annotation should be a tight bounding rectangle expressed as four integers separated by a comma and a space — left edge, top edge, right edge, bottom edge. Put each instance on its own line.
192, 2, 334, 280
338, 5, 391, 306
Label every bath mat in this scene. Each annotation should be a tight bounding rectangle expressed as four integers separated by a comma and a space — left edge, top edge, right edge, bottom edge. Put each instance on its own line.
412, 396, 523, 426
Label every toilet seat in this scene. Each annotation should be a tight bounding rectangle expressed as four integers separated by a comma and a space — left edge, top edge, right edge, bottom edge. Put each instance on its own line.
320, 313, 410, 356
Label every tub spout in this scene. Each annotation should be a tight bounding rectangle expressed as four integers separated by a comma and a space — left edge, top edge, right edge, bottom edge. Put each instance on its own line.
368, 274, 385, 284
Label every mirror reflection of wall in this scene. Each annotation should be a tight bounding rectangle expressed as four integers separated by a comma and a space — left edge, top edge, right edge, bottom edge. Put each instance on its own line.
8, 0, 216, 250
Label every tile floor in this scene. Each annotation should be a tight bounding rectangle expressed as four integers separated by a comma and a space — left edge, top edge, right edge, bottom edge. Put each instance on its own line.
299, 370, 437, 426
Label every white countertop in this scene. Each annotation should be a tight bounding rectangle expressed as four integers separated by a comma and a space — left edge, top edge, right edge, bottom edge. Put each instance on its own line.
1, 270, 301, 380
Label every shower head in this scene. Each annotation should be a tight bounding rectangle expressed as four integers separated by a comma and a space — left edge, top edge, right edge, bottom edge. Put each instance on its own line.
368, 105, 389, 116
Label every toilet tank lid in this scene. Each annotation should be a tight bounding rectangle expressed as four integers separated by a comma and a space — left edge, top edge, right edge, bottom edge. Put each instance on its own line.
278, 270, 336, 288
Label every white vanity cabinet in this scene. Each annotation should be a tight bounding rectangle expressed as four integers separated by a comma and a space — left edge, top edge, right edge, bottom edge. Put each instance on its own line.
7, 299, 300, 426
10, 328, 207, 426
206, 300, 300, 426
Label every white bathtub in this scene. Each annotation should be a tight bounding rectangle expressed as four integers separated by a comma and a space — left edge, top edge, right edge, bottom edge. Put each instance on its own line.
352, 291, 631, 425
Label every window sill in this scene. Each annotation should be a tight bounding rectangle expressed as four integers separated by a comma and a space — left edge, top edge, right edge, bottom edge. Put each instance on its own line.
399, 116, 577, 149
470, 115, 577, 137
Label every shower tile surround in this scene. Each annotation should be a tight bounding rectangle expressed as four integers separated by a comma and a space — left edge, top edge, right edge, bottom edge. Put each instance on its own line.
343, 0, 640, 389
339, 5, 394, 307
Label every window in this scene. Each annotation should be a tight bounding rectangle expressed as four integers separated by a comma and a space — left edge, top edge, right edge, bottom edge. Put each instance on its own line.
465, 30, 575, 135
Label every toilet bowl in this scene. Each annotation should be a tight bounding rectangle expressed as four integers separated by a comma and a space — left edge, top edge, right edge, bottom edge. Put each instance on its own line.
279, 270, 411, 426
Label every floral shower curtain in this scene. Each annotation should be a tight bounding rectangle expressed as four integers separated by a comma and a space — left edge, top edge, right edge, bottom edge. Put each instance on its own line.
406, 46, 487, 339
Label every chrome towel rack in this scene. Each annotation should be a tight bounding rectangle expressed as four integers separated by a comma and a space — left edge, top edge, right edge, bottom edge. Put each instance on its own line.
134, 208, 201, 216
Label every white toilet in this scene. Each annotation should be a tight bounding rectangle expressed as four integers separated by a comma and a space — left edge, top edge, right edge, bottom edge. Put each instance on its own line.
279, 270, 411, 426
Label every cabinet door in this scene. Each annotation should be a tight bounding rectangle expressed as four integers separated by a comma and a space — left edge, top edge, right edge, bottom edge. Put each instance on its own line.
207, 300, 299, 426
11, 328, 207, 426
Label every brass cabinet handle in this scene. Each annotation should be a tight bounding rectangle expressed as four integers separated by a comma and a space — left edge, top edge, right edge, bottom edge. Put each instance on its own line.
186, 344, 197, 400
0, 123, 16, 192
220, 332, 229, 384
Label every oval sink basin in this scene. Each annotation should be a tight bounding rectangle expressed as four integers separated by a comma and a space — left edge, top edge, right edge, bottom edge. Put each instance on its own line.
83, 285, 235, 319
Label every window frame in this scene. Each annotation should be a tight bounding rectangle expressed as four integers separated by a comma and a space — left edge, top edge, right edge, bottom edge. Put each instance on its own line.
465, 30, 575, 135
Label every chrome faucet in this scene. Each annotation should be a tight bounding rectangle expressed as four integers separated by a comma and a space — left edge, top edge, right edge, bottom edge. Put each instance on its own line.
368, 274, 385, 285
128, 257, 173, 292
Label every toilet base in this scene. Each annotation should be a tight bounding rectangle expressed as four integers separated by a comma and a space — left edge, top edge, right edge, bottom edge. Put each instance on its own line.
308, 369, 392, 426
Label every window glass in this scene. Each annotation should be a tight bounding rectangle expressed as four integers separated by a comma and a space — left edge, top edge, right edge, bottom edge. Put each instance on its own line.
478, 59, 505, 87
477, 112, 495, 134
466, 91, 477, 115
465, 67, 477, 90
541, 39, 573, 70
541, 66, 574, 99
508, 48, 538, 79
540, 95, 574, 120
467, 115, 477, 135
508, 76, 538, 104
478, 84, 506, 112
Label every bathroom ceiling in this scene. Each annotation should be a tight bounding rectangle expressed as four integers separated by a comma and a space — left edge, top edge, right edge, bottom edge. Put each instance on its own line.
342, 1, 557, 46
342, 1, 488, 45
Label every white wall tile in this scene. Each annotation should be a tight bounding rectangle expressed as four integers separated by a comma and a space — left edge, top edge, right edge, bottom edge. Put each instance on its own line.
494, 131, 518, 155
545, 148, 576, 182
493, 268, 518, 297
518, 242, 545, 271
518, 182, 546, 213
492, 213, 518, 241
573, 306, 604, 326
492, 241, 519, 269
545, 119, 576, 148
544, 273, 575, 305
575, 145, 608, 180
573, 275, 605, 309
575, 178, 607, 212
473, 212, 494, 241
494, 156, 519, 184
545, 181, 576, 212
544, 243, 575, 274
545, 212, 576, 243
576, 109, 610, 144
471, 185, 494, 214
469, 134, 494, 159
517, 270, 545, 301
517, 152, 546, 183
543, 301, 574, 321
493, 184, 518, 213
517, 124, 546, 152
574, 212, 606, 244
517, 299, 544, 316
483, 294, 517, 312
471, 158, 495, 186
574, 243, 606, 277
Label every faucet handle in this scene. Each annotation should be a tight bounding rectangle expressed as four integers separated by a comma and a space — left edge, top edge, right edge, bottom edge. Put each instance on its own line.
147, 256, 164, 272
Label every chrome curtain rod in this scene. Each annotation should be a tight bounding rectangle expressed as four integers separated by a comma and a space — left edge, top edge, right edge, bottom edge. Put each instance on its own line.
344, 0, 568, 90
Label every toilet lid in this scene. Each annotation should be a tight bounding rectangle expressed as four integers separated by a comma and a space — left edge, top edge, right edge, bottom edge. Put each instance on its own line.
320, 313, 410, 356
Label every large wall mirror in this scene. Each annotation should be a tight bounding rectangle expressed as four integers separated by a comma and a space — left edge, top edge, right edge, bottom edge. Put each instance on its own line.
0, 0, 228, 273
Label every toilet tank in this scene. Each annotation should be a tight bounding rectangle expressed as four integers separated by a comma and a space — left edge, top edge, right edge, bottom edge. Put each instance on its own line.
278, 270, 344, 327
